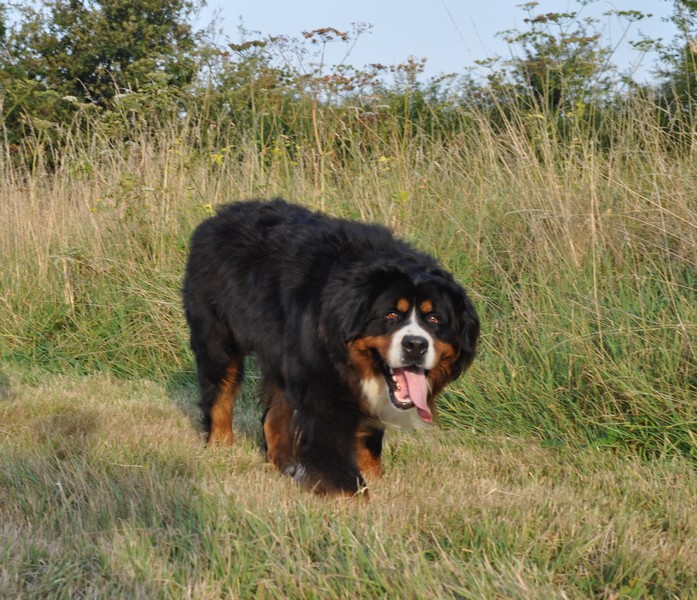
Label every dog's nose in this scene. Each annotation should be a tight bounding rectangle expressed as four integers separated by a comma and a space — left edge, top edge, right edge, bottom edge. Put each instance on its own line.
402, 335, 428, 360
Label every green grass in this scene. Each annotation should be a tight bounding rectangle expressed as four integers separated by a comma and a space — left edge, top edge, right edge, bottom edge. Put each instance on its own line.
1, 97, 694, 459
0, 90, 696, 596
1, 372, 695, 598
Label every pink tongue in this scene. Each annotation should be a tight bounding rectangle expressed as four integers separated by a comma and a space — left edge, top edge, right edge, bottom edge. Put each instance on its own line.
394, 368, 432, 422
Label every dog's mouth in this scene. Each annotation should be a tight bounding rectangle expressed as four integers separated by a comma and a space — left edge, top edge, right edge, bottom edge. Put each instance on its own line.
372, 351, 432, 423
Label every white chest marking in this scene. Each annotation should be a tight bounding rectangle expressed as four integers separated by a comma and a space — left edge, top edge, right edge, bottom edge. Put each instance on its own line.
360, 377, 429, 430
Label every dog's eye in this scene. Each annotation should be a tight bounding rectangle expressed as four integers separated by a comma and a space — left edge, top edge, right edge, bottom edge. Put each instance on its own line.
384, 311, 400, 321
425, 314, 440, 325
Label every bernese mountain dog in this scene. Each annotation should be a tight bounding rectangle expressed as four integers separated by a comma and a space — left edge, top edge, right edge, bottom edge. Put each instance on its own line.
183, 199, 479, 497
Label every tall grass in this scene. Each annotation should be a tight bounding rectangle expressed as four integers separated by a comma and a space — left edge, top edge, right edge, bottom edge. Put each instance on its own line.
0, 91, 695, 462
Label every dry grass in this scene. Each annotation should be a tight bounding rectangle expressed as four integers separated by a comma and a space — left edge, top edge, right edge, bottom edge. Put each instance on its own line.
1, 371, 695, 598
1, 96, 694, 455
0, 91, 695, 597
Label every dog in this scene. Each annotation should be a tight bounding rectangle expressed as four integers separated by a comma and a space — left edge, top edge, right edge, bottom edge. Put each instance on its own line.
183, 199, 479, 497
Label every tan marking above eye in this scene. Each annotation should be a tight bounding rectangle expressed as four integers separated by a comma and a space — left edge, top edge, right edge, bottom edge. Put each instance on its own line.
420, 300, 434, 314
396, 298, 410, 313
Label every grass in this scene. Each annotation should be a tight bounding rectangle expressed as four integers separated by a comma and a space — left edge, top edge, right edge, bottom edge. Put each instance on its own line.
1, 371, 695, 598
1, 97, 694, 458
0, 90, 696, 596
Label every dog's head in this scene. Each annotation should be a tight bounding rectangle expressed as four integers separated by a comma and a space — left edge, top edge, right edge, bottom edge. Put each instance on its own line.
321, 257, 479, 429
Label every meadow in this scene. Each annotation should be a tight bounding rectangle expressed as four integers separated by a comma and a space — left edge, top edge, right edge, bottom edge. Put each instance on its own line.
1, 90, 696, 597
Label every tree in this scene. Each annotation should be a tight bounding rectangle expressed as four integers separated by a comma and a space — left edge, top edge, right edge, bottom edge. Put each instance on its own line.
659, 0, 697, 112
496, 4, 617, 116
3, 0, 203, 107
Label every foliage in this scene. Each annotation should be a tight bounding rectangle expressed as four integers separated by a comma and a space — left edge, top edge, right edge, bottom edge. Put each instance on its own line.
658, 0, 697, 112
496, 6, 614, 112
0, 5, 695, 596
0, 0, 202, 147
1, 0, 696, 159
0, 0, 695, 464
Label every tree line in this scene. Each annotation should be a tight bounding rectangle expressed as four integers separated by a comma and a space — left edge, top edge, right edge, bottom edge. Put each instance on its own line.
2, 0, 697, 163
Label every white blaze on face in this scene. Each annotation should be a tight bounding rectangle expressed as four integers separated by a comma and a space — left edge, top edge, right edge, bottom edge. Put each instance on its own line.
388, 309, 436, 369
360, 308, 438, 429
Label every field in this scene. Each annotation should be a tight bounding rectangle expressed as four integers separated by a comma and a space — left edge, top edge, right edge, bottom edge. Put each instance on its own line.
1, 374, 695, 598
1, 92, 696, 597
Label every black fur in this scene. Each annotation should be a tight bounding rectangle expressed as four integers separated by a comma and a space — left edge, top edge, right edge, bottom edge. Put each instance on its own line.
183, 199, 479, 495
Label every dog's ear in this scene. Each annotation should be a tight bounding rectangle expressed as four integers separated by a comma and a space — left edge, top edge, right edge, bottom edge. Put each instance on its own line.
318, 270, 374, 362
319, 261, 403, 361
450, 285, 480, 378
425, 270, 479, 379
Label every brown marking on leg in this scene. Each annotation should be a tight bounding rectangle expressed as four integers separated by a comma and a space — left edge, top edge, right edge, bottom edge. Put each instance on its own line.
208, 362, 238, 446
355, 427, 384, 478
356, 443, 382, 478
263, 385, 297, 474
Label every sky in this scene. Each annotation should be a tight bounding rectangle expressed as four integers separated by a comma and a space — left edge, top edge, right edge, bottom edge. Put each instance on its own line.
197, 1, 678, 84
